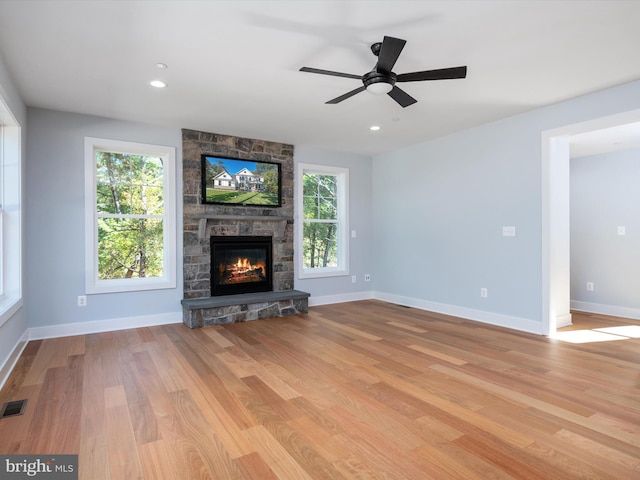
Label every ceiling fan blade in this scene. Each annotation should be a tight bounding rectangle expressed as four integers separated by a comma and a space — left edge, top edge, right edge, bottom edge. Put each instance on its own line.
396, 66, 467, 83
387, 86, 417, 108
326, 86, 366, 104
300, 67, 362, 80
376, 36, 406, 74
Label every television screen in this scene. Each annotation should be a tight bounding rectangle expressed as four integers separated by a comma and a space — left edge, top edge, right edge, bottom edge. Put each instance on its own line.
201, 155, 281, 207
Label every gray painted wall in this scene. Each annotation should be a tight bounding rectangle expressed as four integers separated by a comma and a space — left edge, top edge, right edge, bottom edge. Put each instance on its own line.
0, 52, 27, 375
294, 146, 373, 302
571, 148, 640, 309
24, 111, 373, 329
26, 108, 183, 328
372, 79, 640, 331
372, 119, 541, 323
11, 78, 640, 337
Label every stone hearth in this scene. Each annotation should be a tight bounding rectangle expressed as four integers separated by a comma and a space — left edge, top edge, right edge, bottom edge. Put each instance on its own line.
181, 290, 310, 328
181, 129, 309, 327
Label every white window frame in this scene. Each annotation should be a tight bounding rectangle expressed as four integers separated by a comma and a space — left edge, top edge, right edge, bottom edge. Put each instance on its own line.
0, 125, 3, 298
295, 163, 349, 279
0, 97, 22, 327
84, 137, 176, 294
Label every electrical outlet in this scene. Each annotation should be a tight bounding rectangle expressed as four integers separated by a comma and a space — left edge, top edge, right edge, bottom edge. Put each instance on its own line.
77, 295, 87, 307
480, 288, 488, 298
617, 226, 626, 236
586, 282, 594, 291
364, 274, 371, 282
352, 275, 357, 283
502, 226, 516, 237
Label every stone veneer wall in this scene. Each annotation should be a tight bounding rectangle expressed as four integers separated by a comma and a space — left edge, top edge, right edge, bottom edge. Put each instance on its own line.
182, 129, 295, 300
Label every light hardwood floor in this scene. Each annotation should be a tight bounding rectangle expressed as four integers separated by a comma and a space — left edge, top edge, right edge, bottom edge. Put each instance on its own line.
1, 301, 639, 479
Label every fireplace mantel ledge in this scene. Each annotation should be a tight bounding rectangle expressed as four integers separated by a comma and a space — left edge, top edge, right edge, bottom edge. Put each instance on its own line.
193, 214, 293, 239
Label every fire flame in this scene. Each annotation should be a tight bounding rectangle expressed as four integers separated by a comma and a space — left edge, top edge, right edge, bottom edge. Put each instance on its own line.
235, 257, 255, 273
218, 256, 266, 285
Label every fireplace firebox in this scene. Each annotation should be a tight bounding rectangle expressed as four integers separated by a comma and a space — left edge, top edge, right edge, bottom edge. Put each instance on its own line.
210, 236, 273, 296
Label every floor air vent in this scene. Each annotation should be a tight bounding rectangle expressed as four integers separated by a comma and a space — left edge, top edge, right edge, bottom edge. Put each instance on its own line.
0, 399, 27, 418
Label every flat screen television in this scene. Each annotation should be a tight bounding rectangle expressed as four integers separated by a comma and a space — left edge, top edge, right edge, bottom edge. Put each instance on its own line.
201, 155, 282, 207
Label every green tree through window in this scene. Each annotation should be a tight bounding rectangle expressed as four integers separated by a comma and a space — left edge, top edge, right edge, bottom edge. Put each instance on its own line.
303, 173, 339, 268
297, 163, 348, 278
86, 137, 175, 294
95, 152, 165, 279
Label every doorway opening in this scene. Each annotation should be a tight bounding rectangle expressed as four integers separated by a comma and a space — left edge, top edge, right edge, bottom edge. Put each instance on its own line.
542, 108, 640, 335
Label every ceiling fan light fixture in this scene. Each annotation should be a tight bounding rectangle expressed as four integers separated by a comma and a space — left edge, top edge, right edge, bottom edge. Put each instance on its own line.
366, 82, 393, 95
299, 35, 467, 107
362, 70, 396, 95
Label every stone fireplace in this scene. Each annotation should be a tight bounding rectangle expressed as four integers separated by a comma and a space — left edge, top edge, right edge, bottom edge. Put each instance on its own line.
180, 129, 309, 328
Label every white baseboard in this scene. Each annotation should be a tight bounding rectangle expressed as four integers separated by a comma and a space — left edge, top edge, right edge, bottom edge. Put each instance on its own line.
28, 312, 183, 340
308, 291, 374, 307
1, 312, 182, 390
372, 291, 544, 335
0, 329, 29, 391
570, 300, 640, 321
556, 313, 573, 328
2, 292, 548, 390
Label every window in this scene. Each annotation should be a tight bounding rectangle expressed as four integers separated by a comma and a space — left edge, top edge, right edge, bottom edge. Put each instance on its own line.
85, 137, 176, 294
296, 163, 349, 278
0, 97, 22, 326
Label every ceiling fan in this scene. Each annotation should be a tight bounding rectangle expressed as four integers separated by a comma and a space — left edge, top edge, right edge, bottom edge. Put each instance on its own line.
300, 35, 467, 107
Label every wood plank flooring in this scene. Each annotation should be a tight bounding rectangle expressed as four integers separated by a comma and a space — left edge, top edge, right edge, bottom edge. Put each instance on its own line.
1, 300, 639, 479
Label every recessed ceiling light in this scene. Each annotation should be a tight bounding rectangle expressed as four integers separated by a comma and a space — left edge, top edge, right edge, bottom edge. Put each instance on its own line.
370, 125, 381, 131
156, 63, 168, 69
150, 80, 167, 88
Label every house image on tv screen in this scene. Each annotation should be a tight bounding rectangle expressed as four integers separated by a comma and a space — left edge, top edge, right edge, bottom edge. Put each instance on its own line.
213, 167, 265, 192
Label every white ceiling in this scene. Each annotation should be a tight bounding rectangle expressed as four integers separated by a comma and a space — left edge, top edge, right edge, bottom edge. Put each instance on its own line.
1, 0, 640, 156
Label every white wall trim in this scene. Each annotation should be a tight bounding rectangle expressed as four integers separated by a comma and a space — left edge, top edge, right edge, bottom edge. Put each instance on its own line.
307, 289, 543, 334
0, 329, 29, 391
0, 105, 23, 329
556, 314, 573, 328
373, 291, 544, 335
3, 291, 552, 390
570, 301, 640, 321
308, 291, 374, 307
541, 134, 572, 336
0, 312, 182, 390
84, 137, 177, 294
28, 311, 182, 340
295, 162, 350, 280
542, 107, 640, 336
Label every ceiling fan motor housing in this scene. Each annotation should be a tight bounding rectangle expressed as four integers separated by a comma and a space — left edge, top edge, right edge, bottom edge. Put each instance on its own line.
363, 70, 396, 89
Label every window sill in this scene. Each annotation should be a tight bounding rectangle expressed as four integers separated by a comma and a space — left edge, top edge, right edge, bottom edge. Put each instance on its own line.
299, 269, 349, 280
86, 277, 176, 295
0, 296, 23, 328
